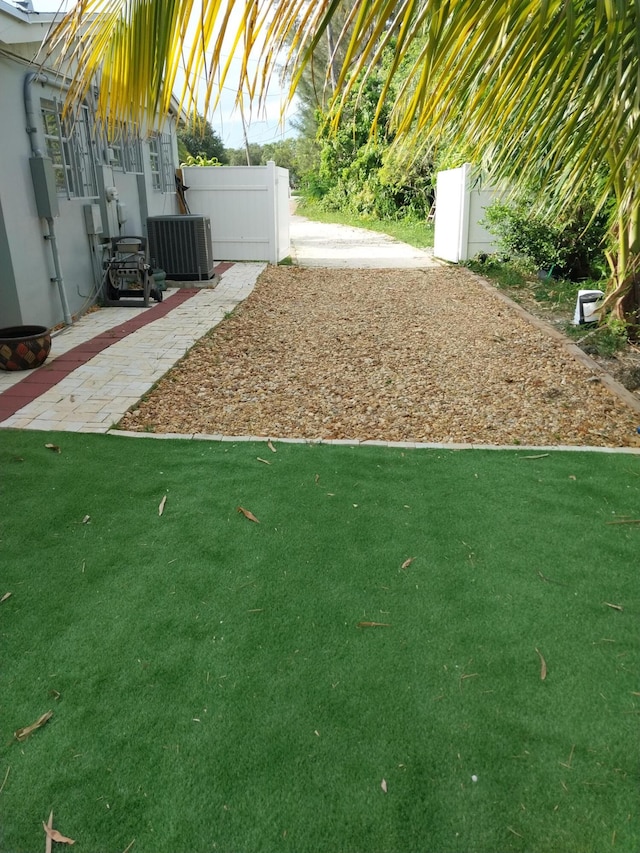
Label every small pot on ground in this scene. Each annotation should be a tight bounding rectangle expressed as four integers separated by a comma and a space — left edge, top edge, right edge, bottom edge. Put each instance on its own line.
0, 325, 52, 370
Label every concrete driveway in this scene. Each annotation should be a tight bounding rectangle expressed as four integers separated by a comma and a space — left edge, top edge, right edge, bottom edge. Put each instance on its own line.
289, 213, 440, 269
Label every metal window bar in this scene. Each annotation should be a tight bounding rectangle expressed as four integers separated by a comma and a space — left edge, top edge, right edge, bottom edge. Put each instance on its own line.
41, 99, 73, 196
109, 124, 143, 174
110, 139, 124, 170
40, 99, 98, 199
149, 136, 161, 190
74, 105, 99, 197
124, 133, 143, 173
160, 133, 174, 192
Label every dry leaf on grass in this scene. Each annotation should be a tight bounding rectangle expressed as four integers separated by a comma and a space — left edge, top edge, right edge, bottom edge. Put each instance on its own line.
0, 766, 10, 797
357, 621, 391, 628
401, 557, 415, 570
381, 778, 388, 793
537, 570, 567, 586
256, 457, 271, 465
82, 515, 90, 524
267, 440, 276, 453
158, 495, 167, 516
535, 648, 547, 681
237, 506, 260, 523
15, 710, 53, 742
1, 592, 11, 604
559, 744, 575, 769
44, 444, 61, 454
45, 811, 53, 853
604, 602, 624, 611
43, 821, 75, 845
605, 518, 640, 525
520, 453, 550, 459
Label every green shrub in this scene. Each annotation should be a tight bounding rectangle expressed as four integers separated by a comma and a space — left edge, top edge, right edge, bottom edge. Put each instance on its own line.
484, 201, 608, 281
465, 255, 530, 288
179, 154, 222, 167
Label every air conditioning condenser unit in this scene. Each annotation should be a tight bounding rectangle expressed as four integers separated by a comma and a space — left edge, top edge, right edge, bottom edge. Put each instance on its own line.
147, 214, 215, 281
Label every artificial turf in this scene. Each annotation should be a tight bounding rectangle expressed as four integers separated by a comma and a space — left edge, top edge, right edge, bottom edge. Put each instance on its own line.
0, 430, 638, 853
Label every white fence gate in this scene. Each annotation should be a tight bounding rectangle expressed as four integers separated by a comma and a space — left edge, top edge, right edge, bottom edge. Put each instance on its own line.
433, 163, 499, 263
181, 162, 290, 263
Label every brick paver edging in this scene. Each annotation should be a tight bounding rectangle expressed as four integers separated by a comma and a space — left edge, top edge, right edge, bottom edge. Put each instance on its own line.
0, 288, 200, 422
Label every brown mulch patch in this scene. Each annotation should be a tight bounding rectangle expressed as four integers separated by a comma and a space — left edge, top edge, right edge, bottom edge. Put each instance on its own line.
119, 265, 640, 447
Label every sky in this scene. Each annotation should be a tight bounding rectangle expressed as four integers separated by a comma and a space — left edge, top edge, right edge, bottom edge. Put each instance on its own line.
28, 0, 300, 149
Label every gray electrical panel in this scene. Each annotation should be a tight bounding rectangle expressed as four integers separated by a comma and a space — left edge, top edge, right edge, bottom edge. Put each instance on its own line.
83, 204, 103, 235
29, 156, 59, 219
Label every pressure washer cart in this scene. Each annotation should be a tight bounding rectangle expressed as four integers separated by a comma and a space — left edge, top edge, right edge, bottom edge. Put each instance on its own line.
103, 237, 163, 307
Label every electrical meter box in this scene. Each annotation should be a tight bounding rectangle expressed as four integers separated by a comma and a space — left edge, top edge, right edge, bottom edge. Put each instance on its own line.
83, 204, 103, 235
29, 156, 59, 219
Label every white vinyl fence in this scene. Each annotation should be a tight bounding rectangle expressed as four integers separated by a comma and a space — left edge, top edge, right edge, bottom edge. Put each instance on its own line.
433, 163, 499, 263
181, 162, 290, 263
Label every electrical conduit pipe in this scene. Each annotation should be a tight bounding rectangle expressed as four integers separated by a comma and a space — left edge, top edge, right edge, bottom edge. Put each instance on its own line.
23, 71, 73, 326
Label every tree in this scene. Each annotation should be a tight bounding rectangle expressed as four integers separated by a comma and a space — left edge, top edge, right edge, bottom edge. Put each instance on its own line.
226, 144, 263, 166
178, 118, 228, 164
47, 1, 639, 322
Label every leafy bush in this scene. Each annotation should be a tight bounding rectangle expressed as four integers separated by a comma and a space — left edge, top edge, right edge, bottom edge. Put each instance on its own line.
177, 118, 227, 164
299, 50, 435, 225
179, 154, 222, 167
484, 201, 608, 281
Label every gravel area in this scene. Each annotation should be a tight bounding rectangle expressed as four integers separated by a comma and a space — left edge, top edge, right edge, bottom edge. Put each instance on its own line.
119, 264, 640, 447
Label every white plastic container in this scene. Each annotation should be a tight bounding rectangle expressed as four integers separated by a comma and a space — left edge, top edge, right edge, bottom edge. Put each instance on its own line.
573, 289, 604, 325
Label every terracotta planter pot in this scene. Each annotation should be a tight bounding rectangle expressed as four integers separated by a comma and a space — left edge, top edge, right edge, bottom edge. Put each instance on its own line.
0, 325, 52, 370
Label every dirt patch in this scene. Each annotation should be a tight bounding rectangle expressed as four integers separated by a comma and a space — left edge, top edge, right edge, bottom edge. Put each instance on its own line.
118, 265, 640, 447
494, 279, 640, 397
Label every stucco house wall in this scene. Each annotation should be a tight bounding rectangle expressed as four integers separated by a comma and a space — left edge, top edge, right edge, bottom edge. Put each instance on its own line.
0, 0, 179, 330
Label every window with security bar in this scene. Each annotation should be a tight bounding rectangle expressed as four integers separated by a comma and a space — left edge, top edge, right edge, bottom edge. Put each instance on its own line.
40, 99, 99, 198
109, 125, 144, 174
149, 132, 175, 192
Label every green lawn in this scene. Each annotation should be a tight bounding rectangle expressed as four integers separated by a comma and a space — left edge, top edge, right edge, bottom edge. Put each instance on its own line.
1, 430, 638, 852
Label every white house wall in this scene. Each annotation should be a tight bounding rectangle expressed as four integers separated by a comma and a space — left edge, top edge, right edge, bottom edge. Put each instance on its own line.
0, 3, 179, 329
0, 54, 63, 328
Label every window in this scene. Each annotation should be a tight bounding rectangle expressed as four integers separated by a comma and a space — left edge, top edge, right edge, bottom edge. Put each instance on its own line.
40, 99, 99, 198
149, 132, 174, 192
124, 135, 144, 173
109, 125, 144, 174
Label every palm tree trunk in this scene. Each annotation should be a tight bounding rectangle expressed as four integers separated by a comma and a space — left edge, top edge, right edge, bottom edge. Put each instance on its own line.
601, 149, 640, 329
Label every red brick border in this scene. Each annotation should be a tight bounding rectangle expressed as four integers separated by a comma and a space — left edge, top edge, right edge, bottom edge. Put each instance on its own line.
0, 286, 205, 422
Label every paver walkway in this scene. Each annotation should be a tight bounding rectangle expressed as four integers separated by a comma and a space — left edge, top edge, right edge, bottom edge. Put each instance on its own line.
0, 263, 265, 432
